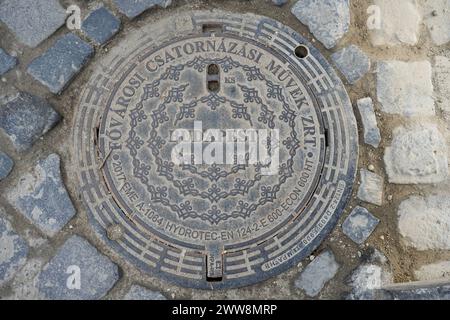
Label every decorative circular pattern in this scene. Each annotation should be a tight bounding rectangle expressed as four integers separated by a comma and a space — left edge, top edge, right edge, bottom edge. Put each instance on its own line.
73, 11, 358, 289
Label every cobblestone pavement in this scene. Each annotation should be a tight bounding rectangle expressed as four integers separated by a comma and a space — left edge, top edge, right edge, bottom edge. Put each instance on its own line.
1, 0, 450, 300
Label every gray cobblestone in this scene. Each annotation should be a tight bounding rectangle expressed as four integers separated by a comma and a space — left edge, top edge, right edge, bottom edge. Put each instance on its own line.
422, 0, 450, 46
27, 34, 94, 94
272, 0, 288, 6
378, 282, 450, 300
114, 0, 172, 19
384, 124, 448, 184
398, 195, 450, 250
369, 0, 421, 47
6, 258, 43, 299
0, 209, 28, 286
7, 154, 76, 237
0, 92, 61, 152
357, 169, 383, 206
291, 0, 350, 49
331, 45, 371, 84
434, 56, 450, 113
377, 61, 434, 117
347, 249, 392, 300
342, 206, 379, 244
124, 285, 167, 300
0, 48, 17, 76
415, 261, 450, 282
294, 251, 339, 297
357, 97, 381, 148
36, 235, 119, 300
0, 151, 14, 181
82, 7, 121, 45
0, 0, 66, 48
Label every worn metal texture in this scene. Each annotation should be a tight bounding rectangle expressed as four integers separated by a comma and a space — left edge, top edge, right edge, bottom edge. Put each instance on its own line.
73, 10, 358, 289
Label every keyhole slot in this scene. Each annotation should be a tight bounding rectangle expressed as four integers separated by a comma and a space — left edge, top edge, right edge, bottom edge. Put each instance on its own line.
202, 23, 223, 34
207, 64, 220, 92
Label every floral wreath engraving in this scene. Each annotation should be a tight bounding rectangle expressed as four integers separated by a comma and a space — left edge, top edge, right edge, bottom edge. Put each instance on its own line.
123, 56, 304, 224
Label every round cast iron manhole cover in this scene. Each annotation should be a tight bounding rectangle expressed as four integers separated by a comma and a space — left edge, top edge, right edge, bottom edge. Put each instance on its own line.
73, 10, 358, 289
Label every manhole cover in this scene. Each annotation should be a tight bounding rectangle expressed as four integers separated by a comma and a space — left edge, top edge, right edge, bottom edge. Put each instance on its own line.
73, 11, 358, 289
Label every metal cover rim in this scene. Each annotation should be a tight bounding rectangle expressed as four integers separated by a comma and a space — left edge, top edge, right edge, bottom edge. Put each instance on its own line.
73, 10, 358, 290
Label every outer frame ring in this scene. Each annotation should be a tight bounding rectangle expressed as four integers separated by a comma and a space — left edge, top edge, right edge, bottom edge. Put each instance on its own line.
73, 10, 358, 290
